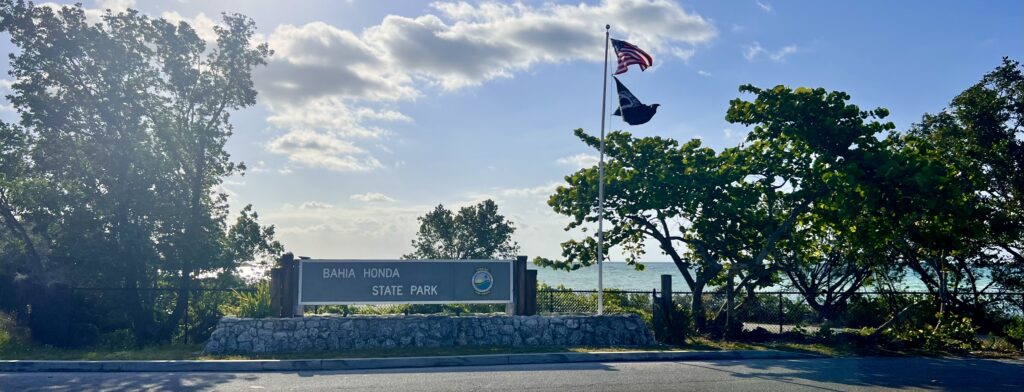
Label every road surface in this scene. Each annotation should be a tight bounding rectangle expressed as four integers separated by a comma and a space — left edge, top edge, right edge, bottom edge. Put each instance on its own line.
1, 357, 1021, 391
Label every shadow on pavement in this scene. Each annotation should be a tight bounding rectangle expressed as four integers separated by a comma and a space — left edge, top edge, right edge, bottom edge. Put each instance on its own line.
0, 372, 244, 392
695, 356, 1024, 391
289, 361, 619, 377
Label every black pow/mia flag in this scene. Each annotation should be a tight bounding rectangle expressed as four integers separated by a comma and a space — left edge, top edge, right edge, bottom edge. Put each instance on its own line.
612, 76, 660, 126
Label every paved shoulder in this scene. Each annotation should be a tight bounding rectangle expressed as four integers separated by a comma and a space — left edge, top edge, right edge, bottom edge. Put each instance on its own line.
1, 357, 1021, 391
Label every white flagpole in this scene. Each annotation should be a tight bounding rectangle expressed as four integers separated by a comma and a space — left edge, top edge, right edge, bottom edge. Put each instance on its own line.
597, 24, 610, 316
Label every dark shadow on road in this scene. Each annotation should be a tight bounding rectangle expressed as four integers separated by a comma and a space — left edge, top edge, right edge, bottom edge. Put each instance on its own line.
694, 357, 1024, 391
289, 361, 619, 377
0, 372, 244, 392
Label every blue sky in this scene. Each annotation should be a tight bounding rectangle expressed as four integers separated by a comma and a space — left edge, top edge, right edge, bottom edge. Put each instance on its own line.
1, 0, 1021, 261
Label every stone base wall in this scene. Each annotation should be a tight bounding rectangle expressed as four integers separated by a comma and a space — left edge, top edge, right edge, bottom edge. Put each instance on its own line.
204, 314, 655, 354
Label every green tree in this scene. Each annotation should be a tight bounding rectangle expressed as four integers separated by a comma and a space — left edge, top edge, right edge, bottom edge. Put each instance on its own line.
0, 120, 49, 280
541, 85, 894, 331
0, 1, 279, 343
404, 199, 520, 260
871, 58, 1023, 322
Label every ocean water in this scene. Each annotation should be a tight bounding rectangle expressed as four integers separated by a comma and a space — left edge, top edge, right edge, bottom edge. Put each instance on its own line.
530, 262, 932, 292
531, 262, 696, 291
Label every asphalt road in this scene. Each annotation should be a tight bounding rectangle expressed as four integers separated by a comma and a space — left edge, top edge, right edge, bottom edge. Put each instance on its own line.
1, 357, 1022, 391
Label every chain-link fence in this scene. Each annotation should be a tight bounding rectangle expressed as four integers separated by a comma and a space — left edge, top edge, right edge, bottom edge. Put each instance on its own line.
533, 288, 1024, 335
536, 289, 656, 320
33, 286, 1021, 347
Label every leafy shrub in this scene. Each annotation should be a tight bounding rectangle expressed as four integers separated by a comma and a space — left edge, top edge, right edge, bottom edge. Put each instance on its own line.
220, 282, 272, 318
181, 289, 235, 343
983, 335, 1022, 353
0, 311, 31, 352
1005, 317, 1024, 341
653, 302, 691, 345
98, 328, 137, 350
886, 312, 979, 352
537, 284, 654, 322
838, 295, 893, 328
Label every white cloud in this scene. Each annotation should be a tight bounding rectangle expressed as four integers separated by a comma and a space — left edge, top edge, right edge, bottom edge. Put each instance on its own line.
350, 192, 396, 203
299, 201, 334, 209
769, 45, 799, 62
270, 204, 428, 257
755, 1, 772, 12
556, 153, 599, 169
247, 160, 271, 174
0, 79, 14, 112
744, 42, 799, 62
265, 130, 383, 172
258, 0, 718, 172
724, 128, 735, 139
697, 70, 711, 77
743, 42, 765, 61
97, 0, 135, 10
260, 22, 417, 103
160, 11, 219, 42
499, 183, 561, 198
265, 97, 410, 140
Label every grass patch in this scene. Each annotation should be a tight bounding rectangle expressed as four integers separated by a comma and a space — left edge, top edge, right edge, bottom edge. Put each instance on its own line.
0, 344, 205, 361
0, 344, 688, 361
682, 337, 847, 357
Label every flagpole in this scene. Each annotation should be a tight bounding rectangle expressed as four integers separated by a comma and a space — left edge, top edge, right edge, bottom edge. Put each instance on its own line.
597, 24, 610, 316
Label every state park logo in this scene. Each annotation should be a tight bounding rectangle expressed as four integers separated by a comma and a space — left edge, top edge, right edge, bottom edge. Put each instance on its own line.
471, 268, 494, 295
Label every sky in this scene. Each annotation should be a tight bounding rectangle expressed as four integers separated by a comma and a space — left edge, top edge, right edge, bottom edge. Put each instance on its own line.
1, 0, 1021, 262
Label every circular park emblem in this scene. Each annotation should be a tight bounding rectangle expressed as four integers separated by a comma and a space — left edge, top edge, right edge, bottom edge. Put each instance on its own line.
471, 268, 494, 295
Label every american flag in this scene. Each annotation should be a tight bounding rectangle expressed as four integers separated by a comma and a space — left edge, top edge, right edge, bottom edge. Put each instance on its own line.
611, 38, 653, 75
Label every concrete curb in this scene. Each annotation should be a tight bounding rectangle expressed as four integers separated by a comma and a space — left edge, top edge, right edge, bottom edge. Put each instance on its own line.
0, 350, 822, 373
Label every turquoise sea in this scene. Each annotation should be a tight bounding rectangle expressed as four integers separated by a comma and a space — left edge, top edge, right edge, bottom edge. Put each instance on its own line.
531, 262, 684, 291
530, 262, 931, 292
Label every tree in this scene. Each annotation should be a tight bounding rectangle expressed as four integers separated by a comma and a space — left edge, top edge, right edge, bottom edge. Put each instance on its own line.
541, 85, 894, 331
870, 58, 1024, 323
0, 120, 48, 280
0, 1, 279, 343
404, 199, 520, 260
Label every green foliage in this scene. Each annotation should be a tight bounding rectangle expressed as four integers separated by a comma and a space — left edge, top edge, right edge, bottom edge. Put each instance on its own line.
535, 283, 654, 323
0, 311, 30, 352
404, 200, 520, 260
869, 58, 1024, 318
1005, 317, 1024, 341
653, 303, 692, 345
0, 1, 281, 344
97, 329, 137, 351
837, 295, 902, 329
542, 83, 896, 332
885, 312, 979, 352
220, 283, 272, 319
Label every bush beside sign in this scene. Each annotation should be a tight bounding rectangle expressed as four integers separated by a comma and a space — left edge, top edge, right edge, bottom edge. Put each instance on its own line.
298, 260, 513, 305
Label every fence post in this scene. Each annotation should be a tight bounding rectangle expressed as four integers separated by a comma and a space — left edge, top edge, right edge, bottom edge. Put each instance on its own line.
270, 255, 288, 317
549, 290, 554, 313
513, 256, 528, 315
651, 289, 657, 320
778, 291, 784, 334
525, 269, 538, 316
292, 256, 306, 317
660, 275, 672, 317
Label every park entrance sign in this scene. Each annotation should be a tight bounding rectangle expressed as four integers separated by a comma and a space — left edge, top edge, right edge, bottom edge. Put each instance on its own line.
298, 259, 513, 305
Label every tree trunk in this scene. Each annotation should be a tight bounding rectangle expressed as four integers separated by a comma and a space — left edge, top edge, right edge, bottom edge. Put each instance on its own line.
0, 194, 47, 282
691, 284, 706, 332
